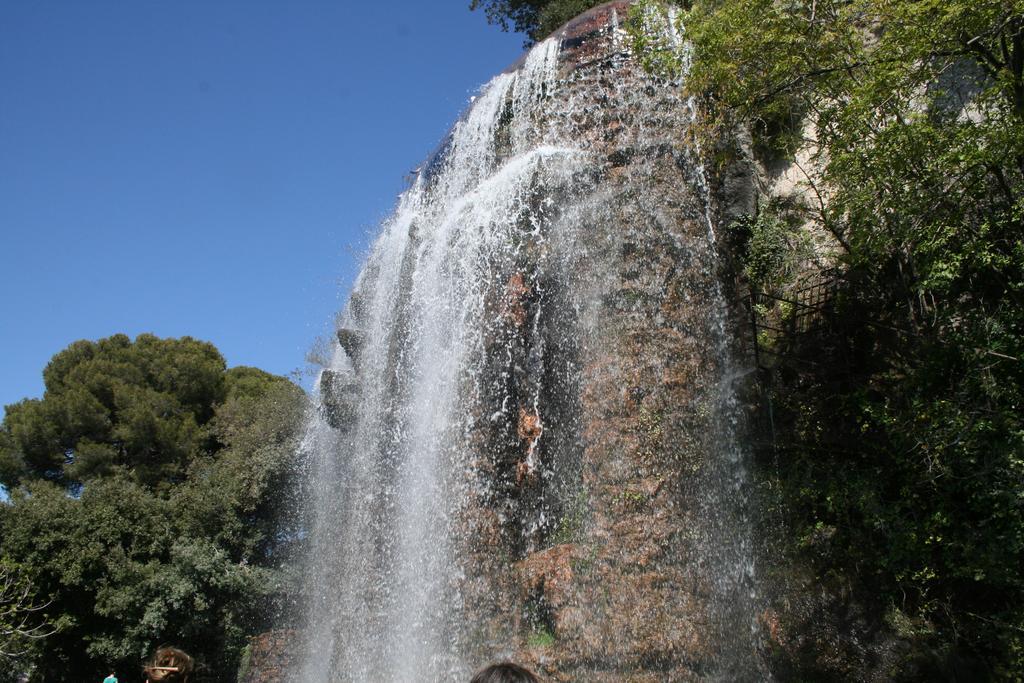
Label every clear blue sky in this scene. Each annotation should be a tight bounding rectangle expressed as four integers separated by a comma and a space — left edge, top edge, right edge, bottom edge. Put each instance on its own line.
0, 1, 526, 408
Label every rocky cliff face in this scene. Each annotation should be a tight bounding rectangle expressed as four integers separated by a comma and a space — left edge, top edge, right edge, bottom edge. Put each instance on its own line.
292, 3, 764, 681
459, 8, 762, 680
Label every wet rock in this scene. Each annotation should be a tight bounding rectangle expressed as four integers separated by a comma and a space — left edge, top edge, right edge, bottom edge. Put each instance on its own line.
336, 327, 365, 360
237, 630, 298, 683
503, 273, 531, 328
521, 544, 576, 599
319, 369, 358, 430
517, 407, 543, 442
607, 147, 635, 167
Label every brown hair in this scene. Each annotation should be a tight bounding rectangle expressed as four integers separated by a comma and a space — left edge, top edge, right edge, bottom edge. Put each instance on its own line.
470, 662, 541, 683
143, 646, 194, 683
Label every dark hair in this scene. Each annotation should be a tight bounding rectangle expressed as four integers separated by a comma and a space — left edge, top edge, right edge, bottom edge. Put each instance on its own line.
470, 662, 541, 683
143, 646, 194, 683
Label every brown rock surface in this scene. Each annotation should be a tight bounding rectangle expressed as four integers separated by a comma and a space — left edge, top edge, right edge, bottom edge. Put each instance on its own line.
238, 630, 298, 683
449, 6, 762, 679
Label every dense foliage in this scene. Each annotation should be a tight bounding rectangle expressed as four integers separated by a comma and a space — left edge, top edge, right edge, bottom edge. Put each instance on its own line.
662, 0, 1024, 676
470, 0, 612, 43
0, 335, 306, 681
0, 559, 54, 679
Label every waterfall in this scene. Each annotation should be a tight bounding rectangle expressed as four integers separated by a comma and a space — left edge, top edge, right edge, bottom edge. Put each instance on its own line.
295, 2, 762, 680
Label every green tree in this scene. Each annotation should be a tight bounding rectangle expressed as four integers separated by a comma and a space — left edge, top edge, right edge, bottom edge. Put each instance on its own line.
0, 335, 306, 680
0, 558, 55, 679
1, 334, 228, 489
662, 0, 1024, 675
470, 0, 617, 43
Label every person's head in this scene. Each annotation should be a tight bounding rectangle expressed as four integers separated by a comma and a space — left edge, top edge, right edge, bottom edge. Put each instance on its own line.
470, 662, 540, 683
143, 646, 193, 683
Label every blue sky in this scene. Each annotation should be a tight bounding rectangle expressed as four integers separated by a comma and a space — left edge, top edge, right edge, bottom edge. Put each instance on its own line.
0, 1, 526, 408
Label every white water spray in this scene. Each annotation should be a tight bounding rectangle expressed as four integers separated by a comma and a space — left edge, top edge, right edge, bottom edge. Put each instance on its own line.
294, 5, 762, 680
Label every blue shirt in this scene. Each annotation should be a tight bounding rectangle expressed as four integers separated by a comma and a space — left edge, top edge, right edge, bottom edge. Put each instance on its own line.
103, 676, 118, 683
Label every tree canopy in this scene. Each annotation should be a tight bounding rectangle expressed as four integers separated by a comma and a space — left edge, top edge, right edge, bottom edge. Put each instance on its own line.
0, 334, 230, 489
651, 0, 1024, 675
470, 0, 614, 43
0, 335, 306, 681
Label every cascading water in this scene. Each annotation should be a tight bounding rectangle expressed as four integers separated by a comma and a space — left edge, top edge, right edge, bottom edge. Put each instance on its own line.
295, 2, 763, 680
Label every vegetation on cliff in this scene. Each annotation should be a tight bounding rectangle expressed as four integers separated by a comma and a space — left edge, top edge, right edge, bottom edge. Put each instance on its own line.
0, 334, 306, 681
470, 0, 593, 43
470, 0, 660, 43
662, 0, 1024, 677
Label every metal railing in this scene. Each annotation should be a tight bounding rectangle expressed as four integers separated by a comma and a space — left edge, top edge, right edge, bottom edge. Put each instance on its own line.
747, 272, 842, 372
